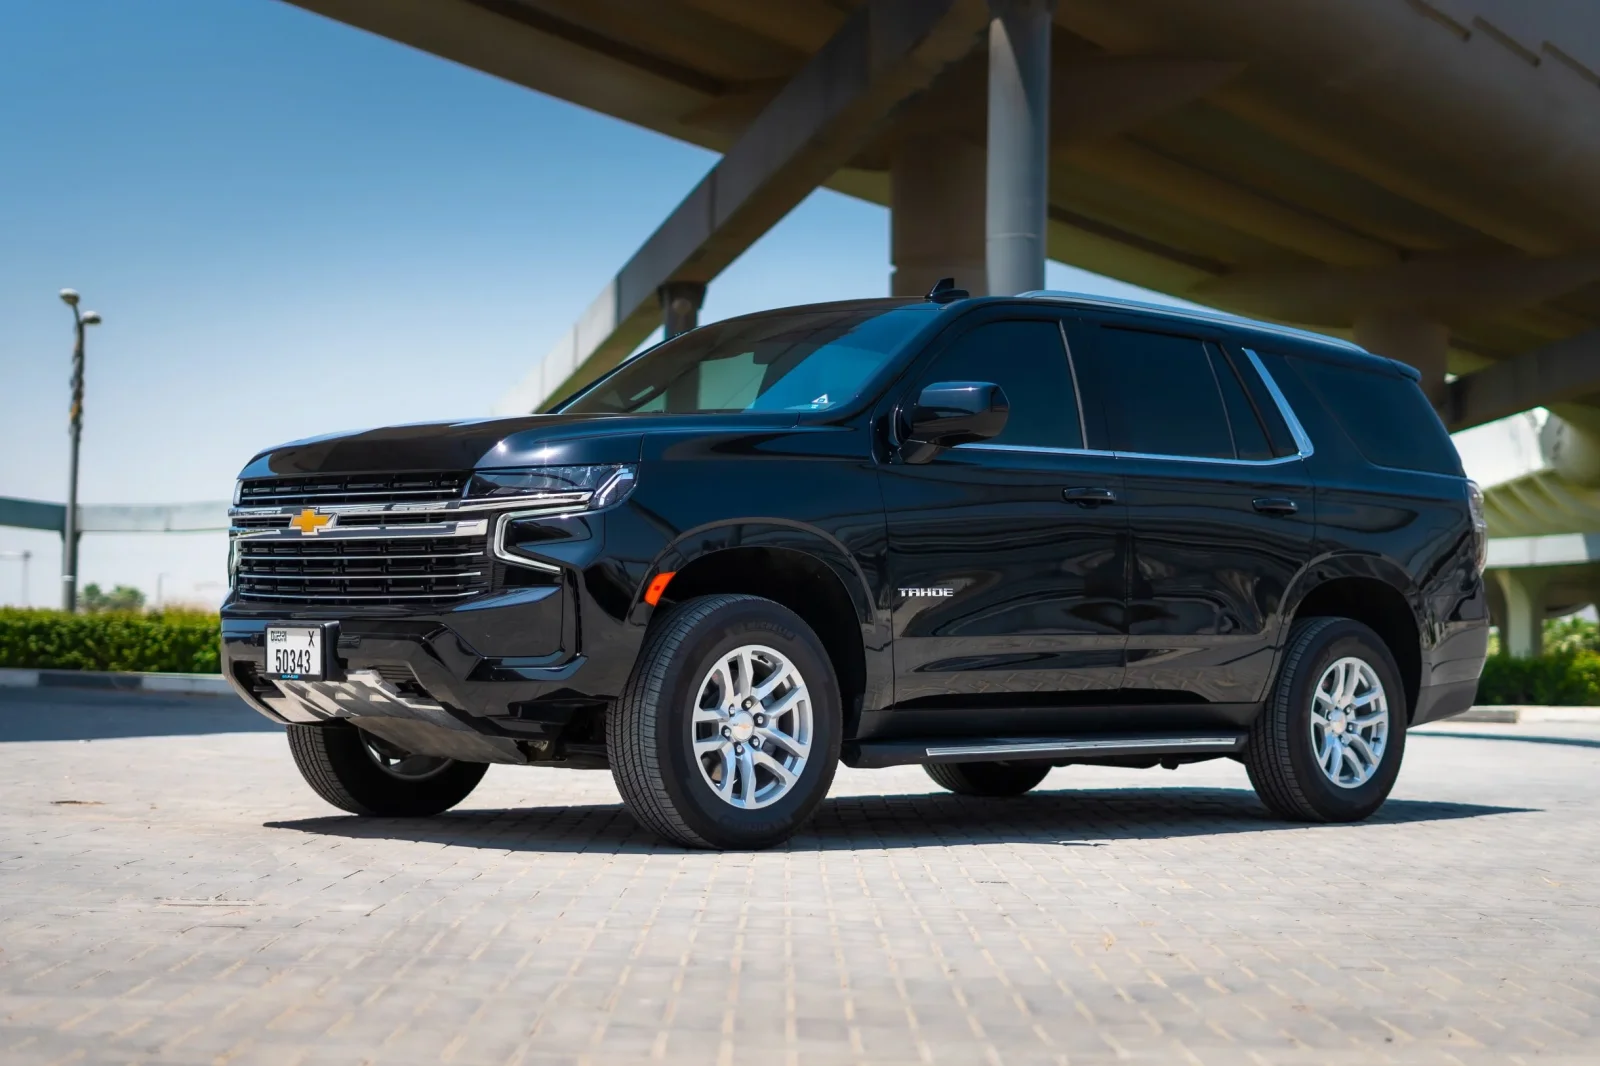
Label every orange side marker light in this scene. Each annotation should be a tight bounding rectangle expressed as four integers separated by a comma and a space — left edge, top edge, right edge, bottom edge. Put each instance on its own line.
644, 571, 676, 607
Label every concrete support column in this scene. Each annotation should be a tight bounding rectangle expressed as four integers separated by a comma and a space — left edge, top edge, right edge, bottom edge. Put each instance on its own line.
1493, 568, 1551, 658
890, 134, 988, 297
1353, 310, 1450, 410
985, 0, 1053, 296
658, 281, 706, 339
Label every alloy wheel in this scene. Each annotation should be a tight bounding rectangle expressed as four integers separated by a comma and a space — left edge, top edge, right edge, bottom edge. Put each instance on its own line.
690, 644, 813, 809
1309, 656, 1390, 789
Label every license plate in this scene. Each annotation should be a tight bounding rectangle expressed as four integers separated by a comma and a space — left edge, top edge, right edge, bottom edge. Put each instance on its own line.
265, 626, 324, 679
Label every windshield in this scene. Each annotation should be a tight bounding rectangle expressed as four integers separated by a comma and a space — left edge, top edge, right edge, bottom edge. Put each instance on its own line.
559, 305, 936, 415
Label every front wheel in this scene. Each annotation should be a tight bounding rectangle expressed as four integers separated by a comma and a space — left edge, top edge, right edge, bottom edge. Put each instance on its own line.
286, 720, 488, 816
609, 594, 842, 849
1244, 617, 1407, 822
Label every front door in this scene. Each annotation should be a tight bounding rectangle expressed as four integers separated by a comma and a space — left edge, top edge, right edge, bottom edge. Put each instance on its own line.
878, 312, 1127, 734
1067, 317, 1316, 704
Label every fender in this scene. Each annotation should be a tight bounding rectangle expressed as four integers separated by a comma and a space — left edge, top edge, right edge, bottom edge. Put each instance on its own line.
629, 518, 894, 715
1282, 550, 1426, 630
1264, 549, 1431, 711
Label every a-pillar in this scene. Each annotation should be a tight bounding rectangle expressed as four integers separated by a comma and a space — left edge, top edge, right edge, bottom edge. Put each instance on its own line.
890, 135, 987, 297
1492, 568, 1551, 658
658, 281, 706, 339
986, 0, 1054, 296
1353, 310, 1450, 411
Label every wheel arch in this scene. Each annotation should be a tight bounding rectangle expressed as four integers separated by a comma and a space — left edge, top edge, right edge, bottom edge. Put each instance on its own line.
635, 522, 888, 734
1284, 558, 1424, 720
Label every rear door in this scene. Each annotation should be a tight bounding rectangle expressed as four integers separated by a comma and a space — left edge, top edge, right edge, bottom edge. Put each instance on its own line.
1067, 316, 1315, 704
879, 309, 1127, 724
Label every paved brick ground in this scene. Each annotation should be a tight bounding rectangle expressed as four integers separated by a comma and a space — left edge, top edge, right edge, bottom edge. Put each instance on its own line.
2, 688, 1599, 1065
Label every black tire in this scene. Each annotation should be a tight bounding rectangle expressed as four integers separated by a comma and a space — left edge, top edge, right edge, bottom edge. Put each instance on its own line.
286, 720, 488, 817
609, 594, 842, 849
924, 761, 1052, 796
1244, 617, 1408, 822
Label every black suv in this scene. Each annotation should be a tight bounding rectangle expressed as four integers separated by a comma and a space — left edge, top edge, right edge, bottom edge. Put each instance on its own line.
221, 288, 1490, 849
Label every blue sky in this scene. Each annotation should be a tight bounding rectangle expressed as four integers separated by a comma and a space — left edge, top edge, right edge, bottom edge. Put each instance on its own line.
0, 0, 1514, 609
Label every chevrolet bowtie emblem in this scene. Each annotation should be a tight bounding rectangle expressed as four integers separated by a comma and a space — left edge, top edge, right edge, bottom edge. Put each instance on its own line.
288, 508, 333, 535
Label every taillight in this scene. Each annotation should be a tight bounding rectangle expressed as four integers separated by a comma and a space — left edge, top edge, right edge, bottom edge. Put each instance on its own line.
1466, 480, 1488, 573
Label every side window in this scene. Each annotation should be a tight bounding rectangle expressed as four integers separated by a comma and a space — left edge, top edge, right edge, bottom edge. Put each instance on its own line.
916, 319, 1083, 449
1208, 343, 1274, 461
1286, 355, 1463, 475
1085, 327, 1235, 459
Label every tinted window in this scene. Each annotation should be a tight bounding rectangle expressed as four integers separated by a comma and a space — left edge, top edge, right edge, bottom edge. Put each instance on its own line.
918, 319, 1082, 449
1287, 356, 1462, 475
1208, 344, 1273, 460
1089, 328, 1234, 458
562, 305, 935, 414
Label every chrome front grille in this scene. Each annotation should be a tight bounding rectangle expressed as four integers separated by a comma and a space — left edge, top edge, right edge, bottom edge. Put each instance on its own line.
236, 472, 468, 509
234, 535, 490, 605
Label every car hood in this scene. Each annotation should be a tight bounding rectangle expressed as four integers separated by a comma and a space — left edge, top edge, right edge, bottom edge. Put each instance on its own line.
237, 411, 801, 477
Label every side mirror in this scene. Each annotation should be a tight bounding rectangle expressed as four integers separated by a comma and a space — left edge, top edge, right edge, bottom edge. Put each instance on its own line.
900, 381, 1009, 464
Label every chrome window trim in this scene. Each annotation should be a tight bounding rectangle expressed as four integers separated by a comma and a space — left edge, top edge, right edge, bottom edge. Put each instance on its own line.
1241, 348, 1316, 458
1057, 320, 1090, 450
958, 345, 1315, 467
960, 442, 1304, 467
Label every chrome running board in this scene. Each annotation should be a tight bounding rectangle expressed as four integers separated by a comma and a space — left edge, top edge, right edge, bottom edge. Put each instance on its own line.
844, 732, 1246, 769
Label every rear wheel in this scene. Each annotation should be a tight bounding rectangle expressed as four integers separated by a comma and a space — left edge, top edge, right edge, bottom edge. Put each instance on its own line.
925, 760, 1052, 797
609, 594, 842, 849
1244, 617, 1407, 822
286, 720, 488, 816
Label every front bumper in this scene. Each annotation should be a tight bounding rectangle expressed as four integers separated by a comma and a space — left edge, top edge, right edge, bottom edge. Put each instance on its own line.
221, 590, 603, 757
233, 571, 669, 773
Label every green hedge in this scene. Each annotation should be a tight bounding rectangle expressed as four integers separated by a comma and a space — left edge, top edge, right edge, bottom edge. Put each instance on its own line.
1476, 650, 1600, 707
0, 608, 221, 674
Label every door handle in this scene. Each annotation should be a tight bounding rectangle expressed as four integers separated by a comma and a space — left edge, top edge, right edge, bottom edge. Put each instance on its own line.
1252, 497, 1299, 516
1063, 487, 1118, 507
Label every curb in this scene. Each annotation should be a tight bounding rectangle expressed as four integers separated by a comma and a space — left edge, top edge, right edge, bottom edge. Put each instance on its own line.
0, 668, 232, 697
1441, 705, 1599, 725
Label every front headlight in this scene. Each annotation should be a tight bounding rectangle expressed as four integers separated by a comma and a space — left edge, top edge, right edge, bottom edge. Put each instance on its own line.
466, 464, 637, 510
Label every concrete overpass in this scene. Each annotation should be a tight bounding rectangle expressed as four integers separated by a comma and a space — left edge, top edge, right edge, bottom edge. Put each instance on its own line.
285, 0, 1600, 422
287, 0, 1600, 657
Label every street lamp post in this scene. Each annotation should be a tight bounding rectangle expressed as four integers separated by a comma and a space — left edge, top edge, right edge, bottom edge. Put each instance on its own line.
58, 289, 100, 613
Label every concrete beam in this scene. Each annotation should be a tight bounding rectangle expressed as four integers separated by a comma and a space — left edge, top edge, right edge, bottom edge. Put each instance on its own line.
1208, 85, 1565, 256
1062, 139, 1398, 269
1488, 533, 1600, 570
1193, 252, 1600, 328
0, 498, 230, 535
285, 0, 720, 143
0, 497, 65, 534
1448, 328, 1600, 433
495, 0, 988, 415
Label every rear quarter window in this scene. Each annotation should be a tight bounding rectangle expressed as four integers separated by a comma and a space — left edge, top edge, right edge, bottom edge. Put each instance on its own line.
1286, 355, 1462, 476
